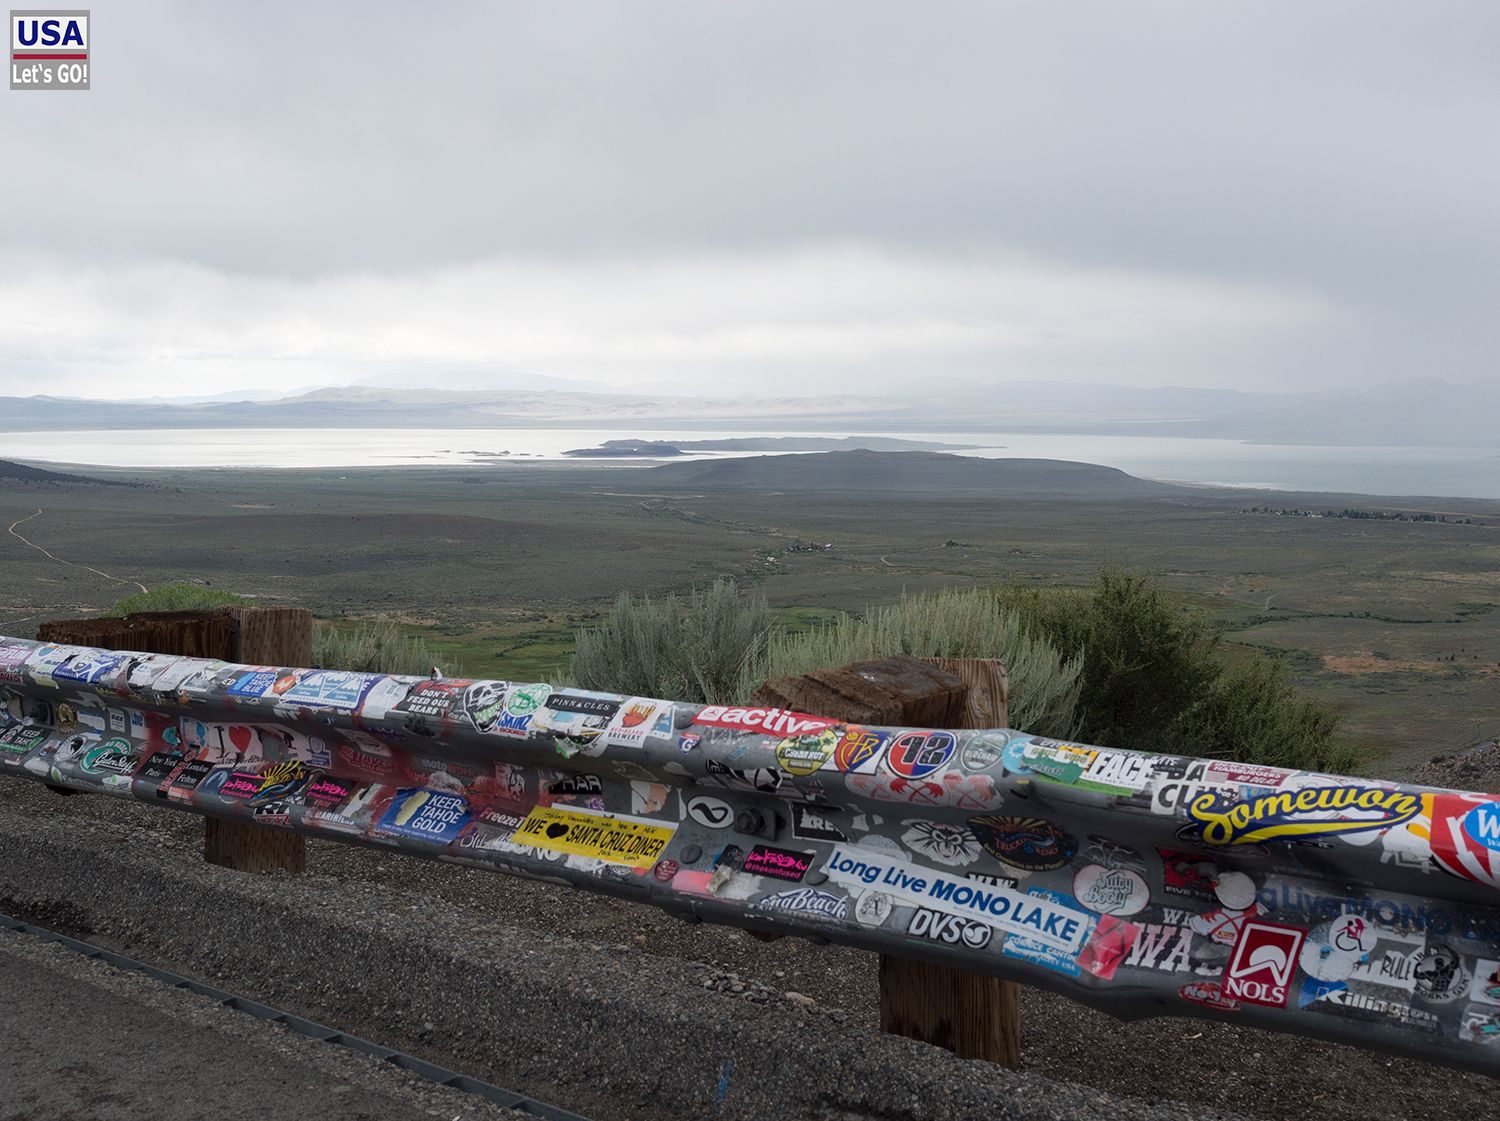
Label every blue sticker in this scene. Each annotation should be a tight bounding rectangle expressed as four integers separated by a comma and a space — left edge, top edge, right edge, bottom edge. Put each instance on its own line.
377, 789, 472, 843
1463, 803, 1500, 853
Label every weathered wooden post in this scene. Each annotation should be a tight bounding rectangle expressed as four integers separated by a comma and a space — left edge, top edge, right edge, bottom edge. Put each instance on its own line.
751, 653, 1022, 1067
36, 605, 312, 874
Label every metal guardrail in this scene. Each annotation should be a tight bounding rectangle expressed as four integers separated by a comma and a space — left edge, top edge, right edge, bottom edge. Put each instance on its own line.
1, 635, 1497, 1072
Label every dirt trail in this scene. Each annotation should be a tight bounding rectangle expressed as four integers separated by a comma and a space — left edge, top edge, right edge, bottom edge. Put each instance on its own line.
6, 509, 149, 595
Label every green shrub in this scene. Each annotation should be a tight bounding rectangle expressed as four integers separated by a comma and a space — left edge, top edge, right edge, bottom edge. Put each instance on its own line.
571, 580, 775, 704
1002, 569, 1349, 773
1165, 657, 1357, 774
314, 621, 458, 677
106, 583, 247, 616
742, 587, 1083, 736
1000, 569, 1219, 749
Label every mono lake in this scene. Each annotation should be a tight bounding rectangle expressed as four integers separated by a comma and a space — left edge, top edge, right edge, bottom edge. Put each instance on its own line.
2, 426, 1496, 500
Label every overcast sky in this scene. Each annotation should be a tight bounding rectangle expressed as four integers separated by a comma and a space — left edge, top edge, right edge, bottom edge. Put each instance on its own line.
3, 2, 1497, 400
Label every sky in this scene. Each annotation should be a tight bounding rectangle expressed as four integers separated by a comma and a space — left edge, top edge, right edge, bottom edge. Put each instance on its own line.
2, 2, 1497, 401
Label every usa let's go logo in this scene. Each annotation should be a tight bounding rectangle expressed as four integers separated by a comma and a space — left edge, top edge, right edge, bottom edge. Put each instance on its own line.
11, 10, 89, 90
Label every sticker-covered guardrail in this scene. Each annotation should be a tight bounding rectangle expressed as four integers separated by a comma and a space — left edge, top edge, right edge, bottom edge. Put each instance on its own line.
1, 635, 1498, 1072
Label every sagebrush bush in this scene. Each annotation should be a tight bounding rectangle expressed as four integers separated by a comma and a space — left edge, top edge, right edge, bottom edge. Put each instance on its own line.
742, 588, 1083, 737
314, 621, 457, 677
571, 580, 775, 704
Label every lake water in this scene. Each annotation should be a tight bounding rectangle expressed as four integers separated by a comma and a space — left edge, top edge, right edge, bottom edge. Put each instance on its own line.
3, 426, 1497, 500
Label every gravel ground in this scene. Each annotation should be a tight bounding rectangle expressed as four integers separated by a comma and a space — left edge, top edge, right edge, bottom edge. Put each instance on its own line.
2, 747, 1498, 1121
0, 928, 534, 1121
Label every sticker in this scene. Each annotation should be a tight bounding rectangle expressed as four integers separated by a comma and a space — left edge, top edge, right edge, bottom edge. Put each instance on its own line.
907, 907, 992, 949
1470, 961, 1500, 1007
79, 737, 137, 776
901, 820, 981, 866
1000, 890, 1094, 976
1158, 848, 1218, 899
832, 728, 887, 772
1018, 740, 1097, 785
218, 772, 266, 800
1204, 761, 1295, 787
753, 888, 848, 923
1413, 945, 1470, 1004
51, 650, 130, 686
958, 732, 1007, 774
775, 728, 838, 776
1430, 793, 1500, 889
1073, 750, 1157, 795
855, 891, 894, 927
1300, 912, 1379, 982
703, 758, 782, 794
1213, 871, 1257, 910
885, 731, 956, 779
1189, 785, 1422, 846
512, 805, 676, 869
1180, 980, 1241, 1012
630, 781, 669, 816
0, 640, 32, 683
693, 706, 836, 738
1124, 920, 1197, 972
685, 795, 734, 829
277, 670, 380, 712
1463, 802, 1500, 853
302, 774, 357, 810
1076, 915, 1141, 980
968, 815, 1076, 871
822, 846, 1088, 952
1072, 865, 1149, 916
603, 698, 670, 748
374, 789, 472, 842
790, 804, 847, 843
654, 859, 679, 882
1222, 920, 1306, 1007
743, 845, 813, 882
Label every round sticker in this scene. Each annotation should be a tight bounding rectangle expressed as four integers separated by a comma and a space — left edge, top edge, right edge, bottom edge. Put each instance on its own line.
654, 859, 679, 882
855, 891, 893, 927
1213, 871, 1257, 910
968, 814, 1076, 871
959, 732, 1007, 774
1413, 945, 1469, 1003
1072, 864, 1149, 916
885, 731, 956, 779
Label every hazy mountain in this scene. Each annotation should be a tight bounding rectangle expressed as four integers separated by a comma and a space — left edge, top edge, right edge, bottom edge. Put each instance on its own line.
0, 378, 1489, 446
648, 451, 1193, 498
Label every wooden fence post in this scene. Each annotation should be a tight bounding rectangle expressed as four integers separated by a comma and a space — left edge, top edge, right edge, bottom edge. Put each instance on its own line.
751, 653, 1022, 1067
37, 605, 311, 875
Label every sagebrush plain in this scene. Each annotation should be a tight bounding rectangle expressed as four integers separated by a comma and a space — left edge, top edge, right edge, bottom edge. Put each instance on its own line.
1, 457, 1495, 775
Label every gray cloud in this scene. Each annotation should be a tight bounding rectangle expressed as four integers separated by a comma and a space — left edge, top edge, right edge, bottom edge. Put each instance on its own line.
2, 1, 1496, 398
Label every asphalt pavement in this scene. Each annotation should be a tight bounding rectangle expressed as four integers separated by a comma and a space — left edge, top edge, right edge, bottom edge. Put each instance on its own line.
0, 929, 530, 1121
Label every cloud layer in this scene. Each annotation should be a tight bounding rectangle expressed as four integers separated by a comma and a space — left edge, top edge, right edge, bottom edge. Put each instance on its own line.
3, 2, 1496, 398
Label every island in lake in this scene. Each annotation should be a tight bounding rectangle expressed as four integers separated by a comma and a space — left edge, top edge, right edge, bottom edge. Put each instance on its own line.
561, 435, 992, 458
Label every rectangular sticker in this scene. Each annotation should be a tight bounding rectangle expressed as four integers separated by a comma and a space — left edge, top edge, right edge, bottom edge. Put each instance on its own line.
742, 845, 813, 882
512, 805, 676, 869
823, 846, 1089, 952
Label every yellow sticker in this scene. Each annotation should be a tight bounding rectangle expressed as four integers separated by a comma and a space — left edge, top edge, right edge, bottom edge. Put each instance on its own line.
512, 805, 676, 869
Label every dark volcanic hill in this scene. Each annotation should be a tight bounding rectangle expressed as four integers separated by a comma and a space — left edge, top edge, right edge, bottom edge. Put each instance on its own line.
648, 450, 1194, 498
0, 459, 103, 484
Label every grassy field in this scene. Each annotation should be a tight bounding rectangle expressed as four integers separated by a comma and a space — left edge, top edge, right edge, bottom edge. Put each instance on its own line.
1, 461, 1495, 774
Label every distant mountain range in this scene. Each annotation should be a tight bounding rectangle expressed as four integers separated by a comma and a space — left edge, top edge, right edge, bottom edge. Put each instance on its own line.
648, 451, 1191, 498
0, 377, 1491, 447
